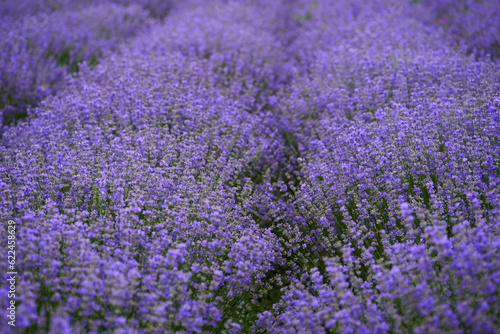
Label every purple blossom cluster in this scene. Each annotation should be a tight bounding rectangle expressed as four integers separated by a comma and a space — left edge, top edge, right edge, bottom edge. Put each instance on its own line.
0, 0, 499, 333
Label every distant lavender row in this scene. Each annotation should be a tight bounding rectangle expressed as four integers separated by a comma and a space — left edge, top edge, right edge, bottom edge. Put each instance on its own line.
0, 0, 174, 19
0, 0, 499, 333
0, 1, 158, 127
414, 0, 500, 59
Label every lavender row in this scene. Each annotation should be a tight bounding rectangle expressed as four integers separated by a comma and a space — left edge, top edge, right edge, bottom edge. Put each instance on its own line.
0, 1, 296, 332
413, 0, 500, 59
252, 0, 500, 332
0, 0, 174, 20
0, 2, 156, 128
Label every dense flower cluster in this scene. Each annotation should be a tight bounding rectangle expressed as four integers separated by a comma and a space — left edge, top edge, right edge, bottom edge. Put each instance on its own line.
0, 0, 499, 333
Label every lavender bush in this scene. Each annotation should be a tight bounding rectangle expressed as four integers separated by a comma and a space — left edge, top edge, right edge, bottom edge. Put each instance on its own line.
0, 0, 499, 333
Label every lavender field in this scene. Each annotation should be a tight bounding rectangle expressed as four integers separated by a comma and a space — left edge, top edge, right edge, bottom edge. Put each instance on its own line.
1, 0, 499, 333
